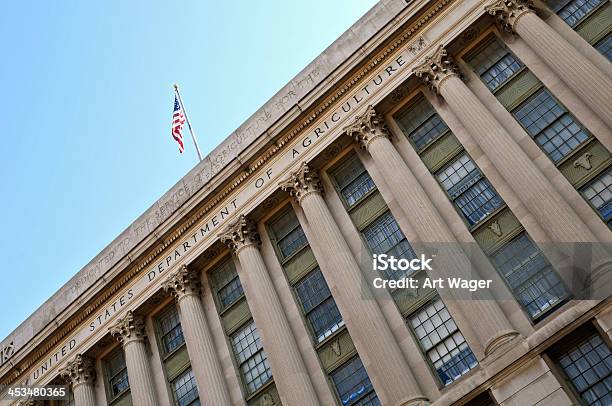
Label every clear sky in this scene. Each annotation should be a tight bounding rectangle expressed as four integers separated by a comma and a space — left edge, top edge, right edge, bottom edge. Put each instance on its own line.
0, 0, 378, 340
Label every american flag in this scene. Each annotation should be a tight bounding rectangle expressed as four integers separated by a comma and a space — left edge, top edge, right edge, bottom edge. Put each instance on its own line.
172, 95, 186, 153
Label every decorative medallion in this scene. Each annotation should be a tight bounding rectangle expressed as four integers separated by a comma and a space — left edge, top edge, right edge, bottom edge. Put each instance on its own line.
573, 152, 593, 171
488, 221, 503, 237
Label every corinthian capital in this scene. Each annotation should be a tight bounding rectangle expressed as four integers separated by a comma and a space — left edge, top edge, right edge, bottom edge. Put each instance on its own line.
343, 106, 390, 151
60, 354, 96, 387
485, 0, 535, 33
162, 265, 201, 300
109, 311, 146, 345
219, 215, 260, 254
412, 45, 461, 94
279, 162, 323, 204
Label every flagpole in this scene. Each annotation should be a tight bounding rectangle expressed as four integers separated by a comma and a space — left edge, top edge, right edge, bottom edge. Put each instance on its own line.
174, 84, 203, 162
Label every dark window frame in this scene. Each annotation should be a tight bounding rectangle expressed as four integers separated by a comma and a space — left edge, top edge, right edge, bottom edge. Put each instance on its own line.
435, 152, 505, 228
330, 355, 380, 406
104, 347, 130, 403
406, 296, 478, 387
155, 304, 185, 357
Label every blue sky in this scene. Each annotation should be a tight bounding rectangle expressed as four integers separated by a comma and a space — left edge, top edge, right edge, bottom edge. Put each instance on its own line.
0, 0, 378, 340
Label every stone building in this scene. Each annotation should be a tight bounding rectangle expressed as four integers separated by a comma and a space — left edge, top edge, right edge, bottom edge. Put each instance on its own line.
1, 0, 611, 405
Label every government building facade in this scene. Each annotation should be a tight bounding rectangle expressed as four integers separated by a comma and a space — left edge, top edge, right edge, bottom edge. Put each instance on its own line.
2, 0, 612, 405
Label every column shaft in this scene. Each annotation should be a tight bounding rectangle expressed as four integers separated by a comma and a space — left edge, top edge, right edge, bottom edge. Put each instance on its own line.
367, 133, 518, 355
299, 191, 425, 406
440, 74, 596, 243
163, 266, 232, 406
177, 293, 232, 406
123, 339, 158, 406
234, 243, 319, 406
514, 12, 612, 134
72, 383, 96, 406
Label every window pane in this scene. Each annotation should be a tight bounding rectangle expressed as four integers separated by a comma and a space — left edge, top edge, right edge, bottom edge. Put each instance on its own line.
396, 98, 449, 149
173, 368, 200, 406
106, 350, 129, 398
491, 233, 569, 319
409, 298, 478, 386
595, 33, 612, 61
295, 267, 345, 342
437, 154, 503, 225
580, 168, 612, 225
513, 89, 589, 162
271, 209, 308, 258
549, 0, 604, 27
555, 333, 612, 405
332, 155, 377, 207
331, 356, 380, 406
231, 320, 272, 393
158, 306, 184, 354
211, 260, 244, 309
362, 212, 416, 280
468, 38, 523, 91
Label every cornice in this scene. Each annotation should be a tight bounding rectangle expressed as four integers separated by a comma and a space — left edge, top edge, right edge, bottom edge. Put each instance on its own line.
1, 0, 456, 385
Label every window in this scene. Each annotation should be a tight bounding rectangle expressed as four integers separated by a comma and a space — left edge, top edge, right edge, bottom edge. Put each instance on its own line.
332, 155, 376, 207
436, 154, 503, 226
491, 233, 569, 320
331, 356, 379, 406
513, 89, 590, 163
105, 348, 129, 400
395, 97, 450, 150
231, 320, 272, 394
581, 168, 612, 226
408, 298, 478, 386
269, 209, 308, 259
172, 368, 200, 406
295, 267, 345, 342
555, 332, 612, 405
210, 259, 244, 310
595, 33, 612, 61
362, 211, 416, 280
158, 305, 184, 354
548, 0, 604, 27
468, 38, 523, 91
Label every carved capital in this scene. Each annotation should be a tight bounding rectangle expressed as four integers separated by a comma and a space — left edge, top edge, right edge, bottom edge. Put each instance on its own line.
162, 265, 201, 300
60, 354, 96, 387
219, 215, 260, 254
109, 311, 146, 345
485, 0, 535, 34
413, 45, 461, 94
343, 105, 391, 151
279, 162, 323, 204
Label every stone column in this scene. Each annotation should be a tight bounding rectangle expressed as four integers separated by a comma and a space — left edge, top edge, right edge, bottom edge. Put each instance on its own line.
412, 46, 610, 291
280, 163, 428, 406
162, 265, 232, 406
219, 216, 319, 406
485, 0, 612, 132
343, 106, 520, 356
60, 354, 96, 406
109, 311, 158, 406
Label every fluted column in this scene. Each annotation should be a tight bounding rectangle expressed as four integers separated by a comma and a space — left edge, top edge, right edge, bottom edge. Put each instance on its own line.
344, 106, 520, 356
109, 311, 158, 406
219, 216, 319, 406
412, 46, 611, 289
280, 163, 428, 406
60, 354, 96, 406
485, 0, 612, 133
162, 265, 232, 406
